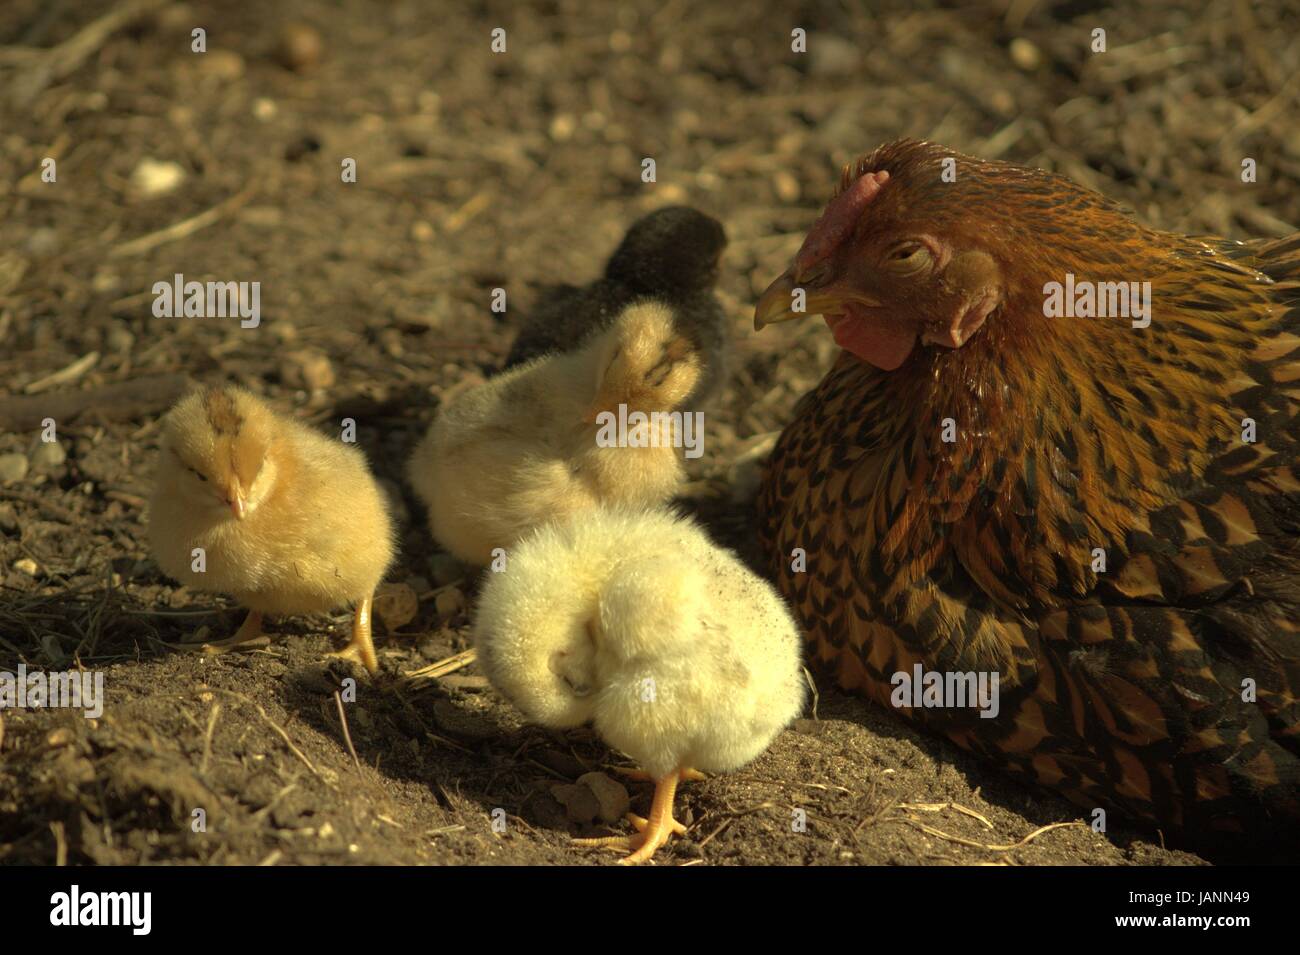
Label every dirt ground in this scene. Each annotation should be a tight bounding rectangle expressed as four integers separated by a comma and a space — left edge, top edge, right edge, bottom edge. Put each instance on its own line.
1, 0, 1295, 866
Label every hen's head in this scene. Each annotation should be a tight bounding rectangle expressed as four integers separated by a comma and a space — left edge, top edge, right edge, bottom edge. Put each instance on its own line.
754, 139, 1143, 370
159, 386, 278, 520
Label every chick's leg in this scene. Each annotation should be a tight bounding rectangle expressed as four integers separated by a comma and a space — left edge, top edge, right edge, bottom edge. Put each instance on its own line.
574, 767, 691, 865
327, 596, 378, 673
188, 609, 266, 654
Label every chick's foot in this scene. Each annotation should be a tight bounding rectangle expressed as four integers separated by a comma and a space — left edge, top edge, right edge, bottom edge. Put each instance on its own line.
185, 610, 269, 655
574, 767, 691, 864
327, 596, 378, 673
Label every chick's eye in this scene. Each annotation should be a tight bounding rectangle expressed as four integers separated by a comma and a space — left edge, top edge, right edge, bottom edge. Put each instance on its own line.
189, 467, 207, 483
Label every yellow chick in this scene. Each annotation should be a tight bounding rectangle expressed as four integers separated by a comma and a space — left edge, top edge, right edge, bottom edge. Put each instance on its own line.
473, 507, 806, 864
148, 386, 395, 672
408, 302, 702, 566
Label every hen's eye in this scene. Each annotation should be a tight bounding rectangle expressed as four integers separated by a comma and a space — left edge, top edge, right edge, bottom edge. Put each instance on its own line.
884, 242, 932, 273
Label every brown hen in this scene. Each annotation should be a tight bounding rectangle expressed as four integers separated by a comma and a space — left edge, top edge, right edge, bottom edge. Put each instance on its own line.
754, 139, 1299, 852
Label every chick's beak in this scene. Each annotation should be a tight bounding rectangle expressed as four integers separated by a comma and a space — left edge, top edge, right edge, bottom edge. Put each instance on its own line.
227, 484, 247, 520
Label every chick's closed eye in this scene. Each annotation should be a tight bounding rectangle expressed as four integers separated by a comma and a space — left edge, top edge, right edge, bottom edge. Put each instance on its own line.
148, 385, 395, 673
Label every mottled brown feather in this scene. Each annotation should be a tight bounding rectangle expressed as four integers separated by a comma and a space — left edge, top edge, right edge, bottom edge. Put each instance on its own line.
759, 140, 1300, 851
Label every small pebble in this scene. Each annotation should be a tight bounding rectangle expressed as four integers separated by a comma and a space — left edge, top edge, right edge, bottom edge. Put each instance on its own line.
252, 98, 278, 121
29, 440, 67, 471
276, 22, 324, 72
578, 772, 631, 824
373, 581, 418, 631
291, 663, 344, 695
199, 49, 245, 81
791, 718, 825, 737
549, 113, 576, 142
279, 349, 335, 392
657, 183, 687, 203
1009, 37, 1042, 71
551, 782, 600, 824
416, 633, 449, 660
810, 35, 859, 76
130, 158, 186, 197
0, 453, 27, 483
435, 587, 465, 620
106, 324, 135, 353
773, 170, 800, 203
91, 269, 120, 294
25, 227, 59, 256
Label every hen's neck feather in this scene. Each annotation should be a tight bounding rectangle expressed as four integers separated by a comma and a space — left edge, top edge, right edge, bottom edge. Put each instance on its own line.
837, 227, 1292, 608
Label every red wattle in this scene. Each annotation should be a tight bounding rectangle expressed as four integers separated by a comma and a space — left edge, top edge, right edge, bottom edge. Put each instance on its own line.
825, 309, 916, 370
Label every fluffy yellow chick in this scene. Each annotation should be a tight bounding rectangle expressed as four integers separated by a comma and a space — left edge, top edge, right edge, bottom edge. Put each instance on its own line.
148, 386, 395, 672
408, 302, 702, 566
473, 507, 806, 864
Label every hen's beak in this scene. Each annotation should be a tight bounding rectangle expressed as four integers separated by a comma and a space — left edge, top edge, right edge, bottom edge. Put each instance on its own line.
753, 270, 800, 330
754, 268, 871, 330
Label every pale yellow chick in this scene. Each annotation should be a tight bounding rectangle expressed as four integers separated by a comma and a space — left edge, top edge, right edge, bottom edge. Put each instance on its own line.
473, 507, 806, 863
408, 302, 702, 566
148, 386, 395, 671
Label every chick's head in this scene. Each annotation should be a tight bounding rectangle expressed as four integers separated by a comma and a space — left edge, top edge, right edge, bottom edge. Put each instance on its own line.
159, 386, 279, 521
604, 206, 727, 297
472, 523, 604, 728
587, 302, 702, 420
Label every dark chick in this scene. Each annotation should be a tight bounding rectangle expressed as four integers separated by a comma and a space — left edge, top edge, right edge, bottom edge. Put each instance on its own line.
505, 206, 731, 407
754, 138, 1299, 854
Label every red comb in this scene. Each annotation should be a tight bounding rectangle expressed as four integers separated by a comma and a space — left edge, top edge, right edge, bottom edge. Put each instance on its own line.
794, 169, 890, 276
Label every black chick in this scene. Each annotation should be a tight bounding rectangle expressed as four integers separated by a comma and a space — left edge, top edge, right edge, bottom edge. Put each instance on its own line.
505, 206, 731, 407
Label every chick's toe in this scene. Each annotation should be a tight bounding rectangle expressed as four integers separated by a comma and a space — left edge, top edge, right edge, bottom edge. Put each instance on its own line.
183, 610, 267, 655
574, 768, 691, 865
